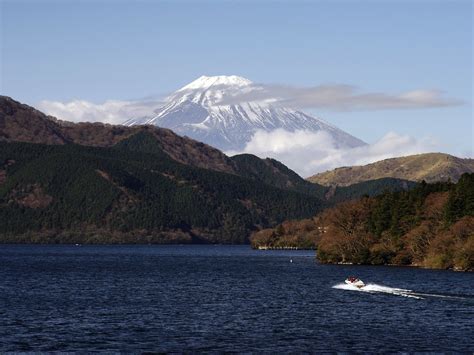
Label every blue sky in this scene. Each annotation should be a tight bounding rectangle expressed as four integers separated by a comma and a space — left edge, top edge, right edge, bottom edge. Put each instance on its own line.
1, 0, 472, 158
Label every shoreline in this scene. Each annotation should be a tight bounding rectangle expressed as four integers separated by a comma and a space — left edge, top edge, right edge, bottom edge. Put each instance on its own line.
1, 243, 470, 272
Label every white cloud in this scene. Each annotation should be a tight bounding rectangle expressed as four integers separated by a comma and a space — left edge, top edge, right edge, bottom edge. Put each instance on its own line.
227, 129, 439, 177
217, 84, 462, 111
38, 99, 163, 124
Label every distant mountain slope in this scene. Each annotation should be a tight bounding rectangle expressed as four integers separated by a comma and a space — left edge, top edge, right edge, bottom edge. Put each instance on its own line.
124, 75, 366, 151
308, 153, 474, 186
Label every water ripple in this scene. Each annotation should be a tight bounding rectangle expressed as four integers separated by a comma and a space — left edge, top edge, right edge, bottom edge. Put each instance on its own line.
0, 245, 472, 352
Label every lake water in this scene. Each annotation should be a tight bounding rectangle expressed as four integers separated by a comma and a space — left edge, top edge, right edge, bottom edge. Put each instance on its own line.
0, 245, 473, 352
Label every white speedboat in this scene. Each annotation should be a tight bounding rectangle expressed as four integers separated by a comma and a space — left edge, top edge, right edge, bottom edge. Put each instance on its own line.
345, 276, 365, 288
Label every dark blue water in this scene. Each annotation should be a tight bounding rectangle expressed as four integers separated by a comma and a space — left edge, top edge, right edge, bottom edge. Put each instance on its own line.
0, 245, 473, 352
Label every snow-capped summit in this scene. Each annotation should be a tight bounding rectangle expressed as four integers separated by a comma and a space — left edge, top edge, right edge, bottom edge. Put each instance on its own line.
165, 75, 258, 110
124, 75, 366, 151
178, 75, 252, 92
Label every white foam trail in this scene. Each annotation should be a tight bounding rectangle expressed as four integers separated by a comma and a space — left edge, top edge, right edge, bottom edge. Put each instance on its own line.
333, 283, 423, 299
334, 283, 474, 301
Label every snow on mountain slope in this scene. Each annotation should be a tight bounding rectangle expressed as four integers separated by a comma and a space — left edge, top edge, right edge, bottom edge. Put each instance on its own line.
124, 75, 366, 151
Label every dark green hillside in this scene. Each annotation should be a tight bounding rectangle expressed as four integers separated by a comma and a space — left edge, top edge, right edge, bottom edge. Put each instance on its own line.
330, 178, 417, 203
231, 154, 327, 198
231, 153, 415, 202
0, 136, 325, 244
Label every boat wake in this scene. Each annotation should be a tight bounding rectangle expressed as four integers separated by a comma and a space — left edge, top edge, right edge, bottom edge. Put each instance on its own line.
333, 283, 473, 300
334, 283, 422, 299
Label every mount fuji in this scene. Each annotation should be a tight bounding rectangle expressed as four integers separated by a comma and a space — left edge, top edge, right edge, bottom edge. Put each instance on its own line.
124, 75, 366, 151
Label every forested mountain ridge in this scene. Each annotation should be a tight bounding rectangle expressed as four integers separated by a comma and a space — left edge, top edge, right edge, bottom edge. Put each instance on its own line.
0, 96, 418, 244
0, 137, 326, 243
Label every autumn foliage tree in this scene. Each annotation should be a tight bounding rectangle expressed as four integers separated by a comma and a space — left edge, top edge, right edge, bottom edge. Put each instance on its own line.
316, 174, 474, 270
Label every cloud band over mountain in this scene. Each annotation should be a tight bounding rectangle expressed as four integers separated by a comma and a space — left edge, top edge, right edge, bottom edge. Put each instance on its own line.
38, 82, 461, 125
217, 84, 462, 111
